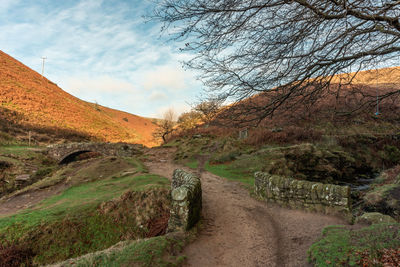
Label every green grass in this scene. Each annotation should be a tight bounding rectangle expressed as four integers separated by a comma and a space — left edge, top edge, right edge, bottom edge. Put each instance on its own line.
0, 145, 40, 156
0, 132, 19, 145
308, 223, 400, 266
185, 159, 199, 169
0, 171, 170, 265
125, 157, 149, 173
0, 174, 169, 235
1, 156, 150, 205
205, 161, 254, 190
69, 235, 186, 267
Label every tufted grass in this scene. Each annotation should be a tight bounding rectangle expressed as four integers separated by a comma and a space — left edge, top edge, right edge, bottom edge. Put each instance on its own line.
204, 161, 254, 190
0, 173, 170, 265
185, 159, 199, 169
184, 157, 255, 191
2, 156, 149, 201
0, 173, 169, 237
308, 223, 400, 266
0, 153, 171, 265
60, 235, 187, 267
0, 145, 41, 157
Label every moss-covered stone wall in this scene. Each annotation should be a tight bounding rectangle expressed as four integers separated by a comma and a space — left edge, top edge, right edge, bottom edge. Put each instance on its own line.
254, 172, 351, 216
167, 169, 202, 232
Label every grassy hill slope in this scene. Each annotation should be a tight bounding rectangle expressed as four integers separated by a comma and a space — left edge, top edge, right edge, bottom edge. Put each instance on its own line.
0, 50, 158, 146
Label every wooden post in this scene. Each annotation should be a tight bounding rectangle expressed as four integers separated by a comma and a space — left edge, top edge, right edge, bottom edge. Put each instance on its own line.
28, 131, 31, 146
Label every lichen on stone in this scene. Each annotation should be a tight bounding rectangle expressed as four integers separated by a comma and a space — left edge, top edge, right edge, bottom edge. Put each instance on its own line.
255, 172, 351, 217
167, 169, 202, 232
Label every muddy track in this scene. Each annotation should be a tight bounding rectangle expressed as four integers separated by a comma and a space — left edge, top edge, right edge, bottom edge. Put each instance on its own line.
144, 147, 348, 267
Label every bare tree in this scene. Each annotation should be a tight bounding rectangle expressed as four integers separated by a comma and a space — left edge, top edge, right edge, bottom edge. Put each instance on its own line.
154, 0, 400, 126
153, 108, 176, 143
194, 99, 223, 126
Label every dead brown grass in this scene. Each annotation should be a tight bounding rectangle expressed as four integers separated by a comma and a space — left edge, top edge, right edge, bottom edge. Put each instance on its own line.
0, 241, 35, 267
0, 50, 158, 146
244, 126, 323, 146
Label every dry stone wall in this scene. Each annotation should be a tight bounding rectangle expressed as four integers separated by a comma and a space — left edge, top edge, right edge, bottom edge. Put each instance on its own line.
255, 172, 351, 217
167, 169, 202, 232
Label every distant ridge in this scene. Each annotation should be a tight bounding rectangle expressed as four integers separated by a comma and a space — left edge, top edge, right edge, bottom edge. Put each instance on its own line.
0, 50, 158, 147
331, 66, 400, 85
213, 66, 400, 127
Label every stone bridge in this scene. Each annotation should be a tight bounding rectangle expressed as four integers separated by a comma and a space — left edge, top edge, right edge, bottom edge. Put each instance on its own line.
46, 142, 144, 164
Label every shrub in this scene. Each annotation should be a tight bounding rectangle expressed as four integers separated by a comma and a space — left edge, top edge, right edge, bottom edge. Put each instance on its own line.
383, 145, 400, 166
245, 126, 323, 146
0, 241, 35, 267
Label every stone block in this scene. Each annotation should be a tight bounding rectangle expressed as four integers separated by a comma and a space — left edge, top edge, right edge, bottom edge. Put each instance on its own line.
254, 171, 351, 217
167, 169, 202, 232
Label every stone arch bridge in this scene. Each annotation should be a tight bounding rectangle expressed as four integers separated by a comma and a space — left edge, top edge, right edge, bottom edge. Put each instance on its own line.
46, 143, 144, 164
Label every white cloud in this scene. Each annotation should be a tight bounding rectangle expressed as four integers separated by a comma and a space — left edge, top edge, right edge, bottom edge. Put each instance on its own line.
142, 65, 186, 91
0, 0, 204, 118
149, 91, 168, 101
0, 0, 20, 14
152, 103, 191, 119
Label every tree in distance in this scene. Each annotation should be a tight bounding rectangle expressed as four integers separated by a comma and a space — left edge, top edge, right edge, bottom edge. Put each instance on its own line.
154, 0, 400, 126
153, 108, 176, 143
193, 99, 223, 126
177, 110, 203, 131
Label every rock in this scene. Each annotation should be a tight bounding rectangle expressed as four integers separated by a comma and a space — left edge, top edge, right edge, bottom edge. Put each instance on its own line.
255, 143, 370, 184
271, 127, 283, 132
363, 184, 400, 220
15, 174, 30, 181
355, 212, 397, 225
255, 172, 351, 218
167, 169, 202, 232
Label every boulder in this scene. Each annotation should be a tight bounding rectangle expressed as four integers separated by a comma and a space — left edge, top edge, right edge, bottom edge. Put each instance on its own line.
363, 184, 400, 220
253, 143, 370, 184
355, 212, 397, 225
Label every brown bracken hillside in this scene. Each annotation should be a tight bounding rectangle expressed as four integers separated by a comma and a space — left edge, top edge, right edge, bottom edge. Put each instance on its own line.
0, 50, 158, 147
213, 66, 400, 128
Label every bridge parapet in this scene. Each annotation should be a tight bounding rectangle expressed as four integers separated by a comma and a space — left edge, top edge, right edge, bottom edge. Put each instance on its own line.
46, 142, 144, 162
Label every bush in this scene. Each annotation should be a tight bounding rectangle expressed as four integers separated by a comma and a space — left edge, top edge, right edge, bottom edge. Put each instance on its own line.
383, 145, 400, 166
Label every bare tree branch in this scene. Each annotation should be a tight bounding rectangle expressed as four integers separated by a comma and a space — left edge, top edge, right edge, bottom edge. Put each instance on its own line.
153, 0, 400, 126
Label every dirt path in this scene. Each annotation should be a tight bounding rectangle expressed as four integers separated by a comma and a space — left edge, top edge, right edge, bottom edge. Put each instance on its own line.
0, 147, 349, 266
0, 183, 68, 218
144, 148, 348, 267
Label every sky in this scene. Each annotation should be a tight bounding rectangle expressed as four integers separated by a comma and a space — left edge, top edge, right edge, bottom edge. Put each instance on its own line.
0, 0, 201, 118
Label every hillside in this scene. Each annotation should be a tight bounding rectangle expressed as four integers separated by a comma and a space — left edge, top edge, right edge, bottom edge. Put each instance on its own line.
212, 66, 400, 128
331, 66, 400, 85
0, 50, 158, 147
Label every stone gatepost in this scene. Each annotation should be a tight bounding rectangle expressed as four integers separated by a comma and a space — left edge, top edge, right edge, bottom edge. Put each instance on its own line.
167, 169, 202, 232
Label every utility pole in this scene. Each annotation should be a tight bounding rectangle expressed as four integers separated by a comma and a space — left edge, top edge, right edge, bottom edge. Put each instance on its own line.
41, 56, 47, 78
375, 68, 380, 116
